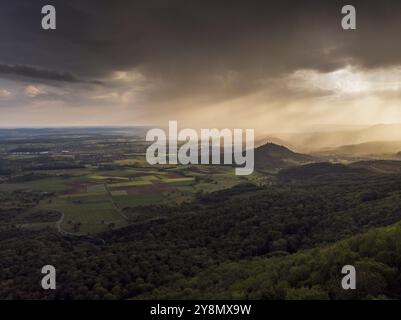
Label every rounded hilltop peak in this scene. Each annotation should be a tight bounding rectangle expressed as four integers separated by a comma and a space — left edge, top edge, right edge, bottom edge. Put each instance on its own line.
258, 141, 294, 154
265, 141, 286, 147
254, 141, 317, 171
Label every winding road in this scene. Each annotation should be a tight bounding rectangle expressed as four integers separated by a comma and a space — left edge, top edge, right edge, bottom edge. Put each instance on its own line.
54, 209, 106, 244
54, 209, 83, 236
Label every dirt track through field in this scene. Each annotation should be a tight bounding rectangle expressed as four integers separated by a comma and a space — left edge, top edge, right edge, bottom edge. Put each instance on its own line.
104, 183, 129, 220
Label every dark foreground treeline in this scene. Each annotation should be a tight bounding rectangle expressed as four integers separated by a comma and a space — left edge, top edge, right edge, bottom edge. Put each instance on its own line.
2, 163, 401, 299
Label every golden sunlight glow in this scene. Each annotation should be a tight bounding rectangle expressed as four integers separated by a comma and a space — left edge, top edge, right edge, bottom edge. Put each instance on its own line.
290, 66, 401, 95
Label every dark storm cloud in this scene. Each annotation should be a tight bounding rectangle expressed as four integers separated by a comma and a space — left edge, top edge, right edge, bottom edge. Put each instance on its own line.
0, 64, 102, 84
1, 0, 401, 102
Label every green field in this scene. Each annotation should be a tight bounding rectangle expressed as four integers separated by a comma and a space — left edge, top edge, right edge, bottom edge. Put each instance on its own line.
160, 177, 195, 183
0, 153, 264, 235
40, 195, 124, 234
89, 174, 130, 181
108, 180, 153, 187
86, 184, 107, 193
0, 177, 70, 192
113, 194, 165, 208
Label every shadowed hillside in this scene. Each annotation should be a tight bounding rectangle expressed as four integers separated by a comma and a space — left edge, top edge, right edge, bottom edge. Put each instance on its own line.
278, 162, 377, 183
350, 160, 401, 174
255, 142, 317, 171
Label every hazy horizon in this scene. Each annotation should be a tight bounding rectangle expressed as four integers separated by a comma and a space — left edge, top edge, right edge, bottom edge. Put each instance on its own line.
2, 122, 401, 153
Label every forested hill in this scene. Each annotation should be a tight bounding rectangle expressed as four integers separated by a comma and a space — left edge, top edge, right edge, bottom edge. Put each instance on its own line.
278, 160, 401, 184
254, 142, 317, 171
141, 221, 401, 300
278, 162, 374, 183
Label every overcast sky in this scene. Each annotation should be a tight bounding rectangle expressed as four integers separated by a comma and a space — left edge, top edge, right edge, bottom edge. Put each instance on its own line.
1, 0, 401, 132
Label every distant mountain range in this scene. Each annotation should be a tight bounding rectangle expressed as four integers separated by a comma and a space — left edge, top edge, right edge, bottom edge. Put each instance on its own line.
254, 140, 401, 176
317, 140, 401, 156
269, 123, 401, 153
